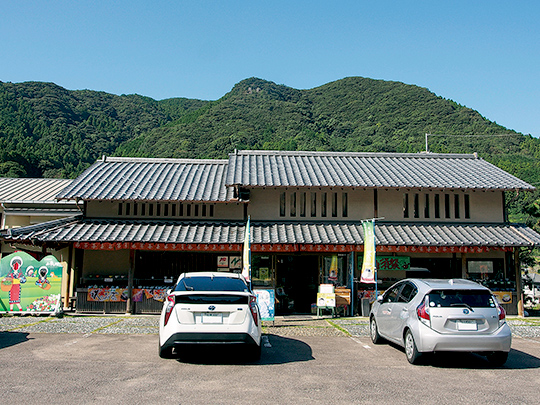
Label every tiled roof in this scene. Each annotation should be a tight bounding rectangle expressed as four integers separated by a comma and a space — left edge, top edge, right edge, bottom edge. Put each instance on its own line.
0, 178, 73, 203
226, 150, 535, 191
57, 157, 233, 202
4, 218, 540, 248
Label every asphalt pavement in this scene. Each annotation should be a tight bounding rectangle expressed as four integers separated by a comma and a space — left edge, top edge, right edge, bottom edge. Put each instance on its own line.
1, 313, 539, 338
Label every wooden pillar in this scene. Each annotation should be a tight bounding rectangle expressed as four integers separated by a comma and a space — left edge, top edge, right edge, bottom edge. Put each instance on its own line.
63, 244, 73, 309
126, 249, 135, 315
461, 253, 467, 279
514, 248, 524, 317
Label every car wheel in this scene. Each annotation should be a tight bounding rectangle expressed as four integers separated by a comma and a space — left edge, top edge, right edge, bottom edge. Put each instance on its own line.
370, 317, 383, 344
486, 351, 508, 367
248, 344, 261, 361
158, 342, 174, 359
404, 330, 421, 364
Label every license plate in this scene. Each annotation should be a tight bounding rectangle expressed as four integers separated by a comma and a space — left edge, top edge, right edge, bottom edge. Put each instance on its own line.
202, 312, 223, 324
457, 320, 477, 331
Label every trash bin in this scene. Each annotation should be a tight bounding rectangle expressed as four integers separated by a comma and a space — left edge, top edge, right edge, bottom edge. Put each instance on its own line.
361, 298, 371, 317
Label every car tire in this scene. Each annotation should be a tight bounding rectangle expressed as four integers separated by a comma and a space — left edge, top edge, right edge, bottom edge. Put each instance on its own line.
370, 317, 383, 344
158, 342, 174, 359
486, 351, 508, 367
248, 344, 261, 361
404, 330, 421, 364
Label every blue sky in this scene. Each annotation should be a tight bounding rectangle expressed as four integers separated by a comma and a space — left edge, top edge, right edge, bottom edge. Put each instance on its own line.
2, 1, 539, 137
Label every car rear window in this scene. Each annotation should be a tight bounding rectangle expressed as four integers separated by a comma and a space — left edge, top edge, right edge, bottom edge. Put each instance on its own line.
174, 276, 249, 292
426, 289, 496, 308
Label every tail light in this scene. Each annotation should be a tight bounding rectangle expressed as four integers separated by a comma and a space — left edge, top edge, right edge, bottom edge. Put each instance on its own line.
249, 295, 259, 326
163, 294, 175, 326
497, 303, 506, 327
417, 300, 430, 326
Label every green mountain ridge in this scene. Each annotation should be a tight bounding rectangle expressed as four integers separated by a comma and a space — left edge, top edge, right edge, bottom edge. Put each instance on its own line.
1, 76, 540, 186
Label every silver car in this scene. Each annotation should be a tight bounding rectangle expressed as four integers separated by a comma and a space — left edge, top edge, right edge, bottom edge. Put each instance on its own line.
369, 279, 512, 365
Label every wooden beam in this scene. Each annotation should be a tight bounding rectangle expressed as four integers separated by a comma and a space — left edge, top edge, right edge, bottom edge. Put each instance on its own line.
515, 248, 524, 317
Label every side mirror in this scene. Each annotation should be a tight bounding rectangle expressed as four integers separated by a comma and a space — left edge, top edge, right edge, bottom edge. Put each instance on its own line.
376, 295, 383, 302
166, 288, 172, 295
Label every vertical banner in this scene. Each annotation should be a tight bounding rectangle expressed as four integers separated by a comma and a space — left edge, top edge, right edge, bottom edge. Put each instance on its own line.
242, 216, 251, 283
360, 220, 376, 284
0, 251, 63, 314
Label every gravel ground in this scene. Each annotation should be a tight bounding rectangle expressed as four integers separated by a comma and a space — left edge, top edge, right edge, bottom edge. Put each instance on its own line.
1, 313, 539, 338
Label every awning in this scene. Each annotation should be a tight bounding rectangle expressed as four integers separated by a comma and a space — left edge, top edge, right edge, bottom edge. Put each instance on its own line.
3, 216, 540, 252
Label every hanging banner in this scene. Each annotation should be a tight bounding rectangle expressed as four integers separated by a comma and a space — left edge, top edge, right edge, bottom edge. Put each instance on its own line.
0, 251, 63, 314
360, 220, 376, 283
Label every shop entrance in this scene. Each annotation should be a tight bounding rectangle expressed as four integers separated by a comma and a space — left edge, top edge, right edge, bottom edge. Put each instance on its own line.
276, 255, 319, 314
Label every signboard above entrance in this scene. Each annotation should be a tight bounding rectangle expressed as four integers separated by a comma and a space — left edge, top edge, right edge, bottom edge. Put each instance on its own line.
376, 256, 410, 271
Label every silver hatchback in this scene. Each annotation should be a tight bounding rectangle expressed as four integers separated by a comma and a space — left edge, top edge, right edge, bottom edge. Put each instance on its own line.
369, 279, 512, 365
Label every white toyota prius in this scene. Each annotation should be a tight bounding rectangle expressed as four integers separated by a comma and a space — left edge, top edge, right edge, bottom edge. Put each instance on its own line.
159, 272, 262, 360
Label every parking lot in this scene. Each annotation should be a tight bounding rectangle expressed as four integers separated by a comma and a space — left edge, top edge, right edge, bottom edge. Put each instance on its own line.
1, 315, 540, 404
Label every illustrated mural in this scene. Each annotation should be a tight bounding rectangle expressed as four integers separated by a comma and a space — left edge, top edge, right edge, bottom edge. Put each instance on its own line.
0, 251, 63, 314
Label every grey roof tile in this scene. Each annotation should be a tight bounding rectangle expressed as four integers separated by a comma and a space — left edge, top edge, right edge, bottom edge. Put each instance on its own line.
226, 150, 534, 190
4, 219, 540, 248
0, 178, 73, 203
57, 157, 233, 202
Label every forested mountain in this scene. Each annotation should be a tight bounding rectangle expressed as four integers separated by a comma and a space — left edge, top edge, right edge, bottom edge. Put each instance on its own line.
0, 81, 208, 178
2, 76, 540, 191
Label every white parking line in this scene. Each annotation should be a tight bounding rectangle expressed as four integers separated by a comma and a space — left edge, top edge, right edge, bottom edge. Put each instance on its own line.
350, 336, 371, 349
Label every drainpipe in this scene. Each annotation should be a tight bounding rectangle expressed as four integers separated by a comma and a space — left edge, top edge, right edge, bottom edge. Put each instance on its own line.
1, 203, 6, 229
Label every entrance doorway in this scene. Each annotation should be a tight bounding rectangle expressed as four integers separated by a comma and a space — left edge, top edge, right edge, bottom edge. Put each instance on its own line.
276, 255, 319, 314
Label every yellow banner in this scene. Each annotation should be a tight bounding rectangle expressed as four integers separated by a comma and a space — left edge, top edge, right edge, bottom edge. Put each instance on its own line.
360, 220, 376, 283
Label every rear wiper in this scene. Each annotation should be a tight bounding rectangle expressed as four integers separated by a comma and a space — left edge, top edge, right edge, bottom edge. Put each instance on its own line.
182, 279, 194, 291
450, 303, 474, 311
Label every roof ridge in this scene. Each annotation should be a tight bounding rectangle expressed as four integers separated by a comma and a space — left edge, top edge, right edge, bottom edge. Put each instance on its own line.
100, 156, 229, 164
231, 150, 479, 159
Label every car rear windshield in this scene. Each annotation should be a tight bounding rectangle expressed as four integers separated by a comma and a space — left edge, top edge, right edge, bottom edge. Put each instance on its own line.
426, 289, 496, 308
174, 276, 249, 292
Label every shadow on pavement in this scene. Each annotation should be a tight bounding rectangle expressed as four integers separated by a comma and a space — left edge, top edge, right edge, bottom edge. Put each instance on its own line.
0, 331, 31, 349
387, 341, 540, 369
173, 334, 314, 365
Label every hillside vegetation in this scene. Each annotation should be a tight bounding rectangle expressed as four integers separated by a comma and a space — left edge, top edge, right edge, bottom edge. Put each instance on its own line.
0, 81, 208, 178
1, 77, 540, 234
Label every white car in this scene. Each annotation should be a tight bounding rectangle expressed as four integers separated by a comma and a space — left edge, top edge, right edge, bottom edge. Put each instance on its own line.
369, 278, 512, 365
159, 272, 262, 360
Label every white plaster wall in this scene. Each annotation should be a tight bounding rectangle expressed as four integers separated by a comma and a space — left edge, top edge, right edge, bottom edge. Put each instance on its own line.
86, 200, 244, 221
377, 189, 504, 222
247, 187, 375, 221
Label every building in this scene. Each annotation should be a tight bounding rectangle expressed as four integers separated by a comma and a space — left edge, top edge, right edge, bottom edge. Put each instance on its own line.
2, 150, 540, 315
0, 177, 77, 254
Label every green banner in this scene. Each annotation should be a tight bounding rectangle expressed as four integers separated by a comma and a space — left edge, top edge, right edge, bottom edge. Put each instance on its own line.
1, 251, 63, 313
376, 256, 410, 271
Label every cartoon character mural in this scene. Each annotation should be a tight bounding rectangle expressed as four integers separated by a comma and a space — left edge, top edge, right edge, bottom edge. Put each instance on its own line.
1, 256, 28, 311
0, 251, 63, 314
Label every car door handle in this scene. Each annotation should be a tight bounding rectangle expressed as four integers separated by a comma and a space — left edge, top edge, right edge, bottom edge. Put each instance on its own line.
402, 308, 408, 311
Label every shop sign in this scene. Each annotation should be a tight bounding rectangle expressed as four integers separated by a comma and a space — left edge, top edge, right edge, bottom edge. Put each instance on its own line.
492, 291, 512, 304
376, 256, 410, 271
87, 287, 167, 302
0, 251, 63, 314
254, 289, 275, 321
317, 293, 336, 307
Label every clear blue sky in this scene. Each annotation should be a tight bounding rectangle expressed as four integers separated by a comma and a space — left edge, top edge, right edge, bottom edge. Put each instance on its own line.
2, 1, 539, 137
